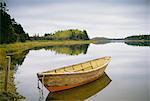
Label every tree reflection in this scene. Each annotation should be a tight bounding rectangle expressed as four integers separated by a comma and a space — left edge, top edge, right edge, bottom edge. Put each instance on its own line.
125, 41, 150, 46
44, 44, 89, 55
11, 50, 29, 67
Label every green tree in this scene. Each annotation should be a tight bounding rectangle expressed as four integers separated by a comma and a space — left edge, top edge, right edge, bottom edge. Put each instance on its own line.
44, 29, 90, 40
0, 2, 29, 44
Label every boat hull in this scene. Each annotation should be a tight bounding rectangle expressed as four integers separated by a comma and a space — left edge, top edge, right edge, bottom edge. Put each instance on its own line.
46, 73, 111, 100
38, 64, 108, 92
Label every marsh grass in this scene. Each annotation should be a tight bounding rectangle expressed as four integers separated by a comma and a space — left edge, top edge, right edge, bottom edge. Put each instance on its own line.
0, 49, 7, 70
0, 40, 93, 54
0, 70, 24, 100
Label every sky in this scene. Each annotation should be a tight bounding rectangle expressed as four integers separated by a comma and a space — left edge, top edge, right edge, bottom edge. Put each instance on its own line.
5, 0, 150, 38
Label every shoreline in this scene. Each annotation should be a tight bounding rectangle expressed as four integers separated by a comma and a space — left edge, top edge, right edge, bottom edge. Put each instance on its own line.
0, 40, 94, 100
0, 40, 94, 55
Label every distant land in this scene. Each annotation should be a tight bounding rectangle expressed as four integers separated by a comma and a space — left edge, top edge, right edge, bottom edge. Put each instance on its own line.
92, 35, 150, 46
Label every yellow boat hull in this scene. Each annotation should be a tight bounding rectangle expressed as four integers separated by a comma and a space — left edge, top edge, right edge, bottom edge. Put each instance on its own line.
37, 56, 111, 92
46, 73, 111, 100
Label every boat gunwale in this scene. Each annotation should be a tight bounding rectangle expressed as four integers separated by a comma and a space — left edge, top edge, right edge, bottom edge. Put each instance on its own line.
37, 56, 111, 76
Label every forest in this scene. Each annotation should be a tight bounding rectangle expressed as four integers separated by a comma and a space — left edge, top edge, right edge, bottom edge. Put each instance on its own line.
125, 35, 150, 40
0, 2, 29, 44
0, 2, 89, 44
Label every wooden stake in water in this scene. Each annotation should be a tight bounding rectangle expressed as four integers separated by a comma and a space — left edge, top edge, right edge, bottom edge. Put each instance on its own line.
4, 56, 11, 92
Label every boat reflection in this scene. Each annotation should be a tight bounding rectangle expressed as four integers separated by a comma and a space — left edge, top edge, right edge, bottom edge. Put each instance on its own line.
46, 72, 111, 100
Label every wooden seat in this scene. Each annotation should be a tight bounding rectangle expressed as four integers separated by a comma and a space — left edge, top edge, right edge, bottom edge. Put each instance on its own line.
64, 66, 72, 72
96, 59, 105, 66
56, 68, 65, 73
84, 66, 92, 71
75, 69, 84, 72
73, 65, 82, 71
91, 61, 97, 68
82, 62, 91, 68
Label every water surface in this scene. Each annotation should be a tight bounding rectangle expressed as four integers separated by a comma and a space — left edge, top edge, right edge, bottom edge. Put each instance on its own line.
14, 43, 150, 101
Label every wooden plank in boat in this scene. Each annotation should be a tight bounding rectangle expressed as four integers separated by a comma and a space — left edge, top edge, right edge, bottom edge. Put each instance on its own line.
73, 65, 82, 71
65, 66, 73, 72
84, 66, 92, 71
56, 68, 65, 73
96, 59, 105, 66
82, 62, 91, 68
91, 61, 97, 68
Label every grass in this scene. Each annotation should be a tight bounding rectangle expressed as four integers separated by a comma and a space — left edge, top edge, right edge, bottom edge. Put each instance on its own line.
0, 40, 94, 100
0, 70, 24, 100
0, 49, 7, 69
0, 40, 94, 55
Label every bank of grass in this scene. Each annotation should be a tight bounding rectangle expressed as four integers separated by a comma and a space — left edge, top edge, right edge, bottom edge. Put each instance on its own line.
0, 70, 24, 101
0, 49, 23, 100
0, 40, 94, 100
0, 49, 7, 69
0, 40, 94, 55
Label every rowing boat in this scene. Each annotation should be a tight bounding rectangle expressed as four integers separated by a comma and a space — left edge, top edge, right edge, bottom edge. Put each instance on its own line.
37, 56, 111, 92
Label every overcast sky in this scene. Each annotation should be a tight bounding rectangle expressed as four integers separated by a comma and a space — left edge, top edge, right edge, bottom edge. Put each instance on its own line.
6, 0, 150, 38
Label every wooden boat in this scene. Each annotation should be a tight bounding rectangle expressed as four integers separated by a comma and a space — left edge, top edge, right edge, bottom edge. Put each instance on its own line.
46, 73, 111, 100
37, 56, 111, 92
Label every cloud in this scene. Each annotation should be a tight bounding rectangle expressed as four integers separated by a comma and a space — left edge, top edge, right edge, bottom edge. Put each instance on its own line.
7, 0, 150, 38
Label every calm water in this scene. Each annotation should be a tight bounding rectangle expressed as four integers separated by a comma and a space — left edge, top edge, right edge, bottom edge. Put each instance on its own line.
14, 43, 150, 101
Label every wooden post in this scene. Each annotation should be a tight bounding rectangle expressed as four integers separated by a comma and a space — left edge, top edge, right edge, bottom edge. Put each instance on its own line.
4, 56, 11, 92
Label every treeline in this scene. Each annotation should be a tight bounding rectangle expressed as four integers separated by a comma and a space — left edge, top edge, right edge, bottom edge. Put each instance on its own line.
0, 2, 29, 44
125, 35, 150, 40
44, 29, 89, 40
30, 29, 90, 40
124, 35, 150, 46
